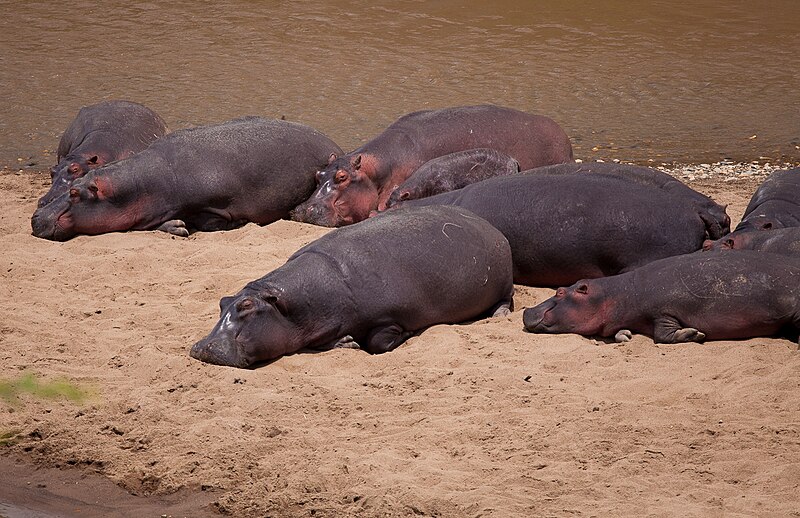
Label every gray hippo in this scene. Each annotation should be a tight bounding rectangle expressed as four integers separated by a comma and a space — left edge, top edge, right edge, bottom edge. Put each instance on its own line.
31, 116, 342, 241
703, 227, 800, 258
522, 161, 730, 239
383, 148, 520, 208
190, 205, 515, 368
523, 251, 800, 345
735, 167, 800, 232
39, 100, 168, 208
291, 105, 573, 226
403, 173, 709, 287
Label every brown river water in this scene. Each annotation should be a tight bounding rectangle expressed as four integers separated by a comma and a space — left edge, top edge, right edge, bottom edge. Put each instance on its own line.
1, 0, 799, 171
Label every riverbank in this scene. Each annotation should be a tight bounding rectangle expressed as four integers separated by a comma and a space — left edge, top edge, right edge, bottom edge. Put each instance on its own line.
1, 164, 799, 517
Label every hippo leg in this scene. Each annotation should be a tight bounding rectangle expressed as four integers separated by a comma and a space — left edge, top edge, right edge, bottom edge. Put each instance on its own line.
614, 329, 633, 343
654, 316, 706, 343
363, 324, 413, 354
491, 299, 514, 317
157, 219, 189, 238
331, 335, 361, 349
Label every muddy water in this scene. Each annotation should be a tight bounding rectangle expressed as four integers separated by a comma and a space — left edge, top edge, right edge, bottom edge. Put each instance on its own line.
2, 1, 799, 169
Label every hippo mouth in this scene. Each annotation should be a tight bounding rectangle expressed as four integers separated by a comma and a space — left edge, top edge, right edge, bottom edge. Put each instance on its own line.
31, 202, 75, 241
190, 333, 251, 369
522, 300, 557, 332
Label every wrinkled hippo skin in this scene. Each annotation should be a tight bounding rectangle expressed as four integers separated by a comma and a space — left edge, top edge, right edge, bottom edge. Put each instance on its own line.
190, 205, 514, 368
384, 148, 520, 208
31, 116, 342, 241
735, 167, 800, 232
523, 251, 800, 345
291, 105, 573, 227
38, 100, 168, 208
524, 162, 730, 239
703, 226, 800, 258
404, 173, 709, 287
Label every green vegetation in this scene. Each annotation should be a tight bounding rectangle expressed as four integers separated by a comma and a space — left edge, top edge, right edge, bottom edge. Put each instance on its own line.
0, 372, 92, 406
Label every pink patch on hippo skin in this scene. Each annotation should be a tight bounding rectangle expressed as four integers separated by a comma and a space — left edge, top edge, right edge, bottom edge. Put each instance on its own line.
92, 176, 115, 201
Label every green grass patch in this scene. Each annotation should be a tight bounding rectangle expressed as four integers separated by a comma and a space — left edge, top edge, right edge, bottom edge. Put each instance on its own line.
0, 372, 92, 406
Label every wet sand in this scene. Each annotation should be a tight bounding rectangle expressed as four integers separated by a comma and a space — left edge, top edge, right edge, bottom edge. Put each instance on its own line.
2, 165, 800, 516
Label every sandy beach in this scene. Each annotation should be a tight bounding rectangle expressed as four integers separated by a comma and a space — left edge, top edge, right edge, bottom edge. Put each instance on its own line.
2, 163, 800, 517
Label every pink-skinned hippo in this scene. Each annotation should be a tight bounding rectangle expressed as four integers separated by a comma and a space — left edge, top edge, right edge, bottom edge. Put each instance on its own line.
290, 105, 573, 227
38, 100, 168, 208
521, 161, 730, 239
735, 167, 800, 232
31, 116, 342, 241
190, 205, 514, 368
523, 251, 800, 345
401, 173, 709, 287
702, 227, 800, 258
383, 148, 520, 208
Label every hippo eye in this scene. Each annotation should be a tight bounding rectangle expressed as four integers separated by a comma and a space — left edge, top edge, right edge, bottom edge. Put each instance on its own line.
725, 239, 735, 248
236, 298, 254, 312
334, 170, 348, 184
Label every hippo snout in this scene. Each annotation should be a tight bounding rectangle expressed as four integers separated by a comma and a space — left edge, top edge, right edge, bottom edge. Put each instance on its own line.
290, 201, 337, 227
522, 300, 556, 332
190, 334, 249, 368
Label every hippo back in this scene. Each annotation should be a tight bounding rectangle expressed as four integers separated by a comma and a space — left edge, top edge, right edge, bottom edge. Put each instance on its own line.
405, 173, 708, 287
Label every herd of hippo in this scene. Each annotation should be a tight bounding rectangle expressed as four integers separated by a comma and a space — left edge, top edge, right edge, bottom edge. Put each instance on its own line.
30, 100, 800, 368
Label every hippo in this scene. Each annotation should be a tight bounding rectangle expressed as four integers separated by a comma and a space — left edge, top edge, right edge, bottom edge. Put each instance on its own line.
190, 205, 515, 368
522, 161, 730, 239
31, 116, 342, 241
735, 167, 800, 232
523, 251, 800, 345
38, 100, 168, 208
703, 227, 800, 258
383, 148, 520, 208
291, 105, 573, 226
402, 173, 709, 287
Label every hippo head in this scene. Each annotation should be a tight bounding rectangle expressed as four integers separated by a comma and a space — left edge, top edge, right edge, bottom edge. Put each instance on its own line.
735, 214, 782, 233
38, 155, 103, 208
190, 285, 300, 368
384, 187, 412, 209
702, 236, 737, 252
31, 170, 127, 241
290, 153, 378, 227
523, 281, 610, 336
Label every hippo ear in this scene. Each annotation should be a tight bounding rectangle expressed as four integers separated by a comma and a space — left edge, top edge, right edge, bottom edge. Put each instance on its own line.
87, 155, 99, 165
762, 222, 773, 230
328, 153, 337, 165
575, 283, 589, 294
219, 296, 236, 315
353, 154, 362, 170
261, 293, 288, 317
398, 191, 410, 201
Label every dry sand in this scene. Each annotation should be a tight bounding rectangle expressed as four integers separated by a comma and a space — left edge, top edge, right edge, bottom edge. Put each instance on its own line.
1, 165, 800, 517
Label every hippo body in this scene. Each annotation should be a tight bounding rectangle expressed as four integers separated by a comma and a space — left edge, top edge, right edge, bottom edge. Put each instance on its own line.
736, 167, 800, 232
523, 251, 800, 345
524, 162, 730, 239
384, 148, 520, 208
404, 173, 709, 287
39, 100, 168, 208
291, 105, 573, 226
703, 227, 800, 258
31, 116, 342, 241
190, 205, 515, 368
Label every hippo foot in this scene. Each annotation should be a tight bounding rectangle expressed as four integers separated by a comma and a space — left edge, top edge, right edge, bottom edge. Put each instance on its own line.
331, 335, 361, 350
157, 219, 189, 238
673, 328, 706, 343
363, 324, 413, 354
492, 301, 513, 318
614, 329, 633, 343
